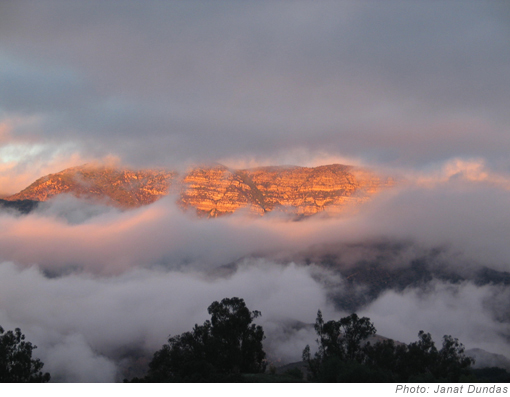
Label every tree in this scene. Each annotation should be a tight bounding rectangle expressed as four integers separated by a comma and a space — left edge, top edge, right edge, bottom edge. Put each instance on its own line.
363, 331, 475, 382
143, 297, 266, 382
339, 313, 377, 361
208, 297, 266, 374
305, 311, 376, 362
302, 313, 475, 382
303, 311, 376, 381
436, 334, 474, 381
0, 326, 50, 383
398, 330, 439, 380
363, 338, 402, 381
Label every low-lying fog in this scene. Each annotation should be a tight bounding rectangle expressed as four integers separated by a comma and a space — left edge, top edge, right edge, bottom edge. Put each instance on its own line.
1, 159, 510, 382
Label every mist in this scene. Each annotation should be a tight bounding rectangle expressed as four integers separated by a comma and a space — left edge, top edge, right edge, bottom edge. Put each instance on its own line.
0, 159, 510, 381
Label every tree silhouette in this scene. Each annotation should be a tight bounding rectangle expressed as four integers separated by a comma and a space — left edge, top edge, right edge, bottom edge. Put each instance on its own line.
363, 330, 475, 382
303, 311, 376, 381
143, 297, 266, 382
0, 326, 50, 383
303, 312, 475, 382
435, 334, 474, 381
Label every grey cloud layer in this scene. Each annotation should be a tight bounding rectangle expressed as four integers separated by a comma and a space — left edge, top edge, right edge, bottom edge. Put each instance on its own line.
1, 1, 509, 167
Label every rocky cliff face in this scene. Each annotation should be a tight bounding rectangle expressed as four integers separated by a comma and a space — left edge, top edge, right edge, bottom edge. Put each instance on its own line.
180, 164, 392, 217
4, 163, 393, 216
5, 164, 176, 208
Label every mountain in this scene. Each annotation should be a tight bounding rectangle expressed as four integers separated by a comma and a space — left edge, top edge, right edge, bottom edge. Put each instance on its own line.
0, 199, 39, 214
3, 163, 393, 216
467, 348, 510, 372
5, 164, 176, 209
180, 164, 392, 217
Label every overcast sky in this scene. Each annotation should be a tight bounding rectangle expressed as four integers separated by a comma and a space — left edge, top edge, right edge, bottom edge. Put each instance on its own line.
1, 0, 509, 176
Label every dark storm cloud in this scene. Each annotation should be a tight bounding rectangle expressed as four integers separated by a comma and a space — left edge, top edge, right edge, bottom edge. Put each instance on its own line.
1, 1, 509, 167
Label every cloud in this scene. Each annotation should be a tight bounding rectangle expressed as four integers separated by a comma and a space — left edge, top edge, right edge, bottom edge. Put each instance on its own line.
0, 143, 108, 196
412, 158, 510, 189
1, 2, 509, 168
43, 334, 118, 383
2, 159, 510, 275
0, 114, 120, 195
362, 281, 510, 359
0, 160, 510, 380
0, 260, 330, 381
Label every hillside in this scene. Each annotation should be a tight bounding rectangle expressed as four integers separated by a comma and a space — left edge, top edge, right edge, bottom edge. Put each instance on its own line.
5, 164, 176, 209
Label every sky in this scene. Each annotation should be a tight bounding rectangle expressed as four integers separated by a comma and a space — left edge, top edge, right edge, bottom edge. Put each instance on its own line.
1, 0, 510, 383
1, 1, 510, 178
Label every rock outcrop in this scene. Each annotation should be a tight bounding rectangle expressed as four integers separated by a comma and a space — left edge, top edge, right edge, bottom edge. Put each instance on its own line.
4, 163, 393, 216
5, 164, 176, 208
179, 164, 393, 217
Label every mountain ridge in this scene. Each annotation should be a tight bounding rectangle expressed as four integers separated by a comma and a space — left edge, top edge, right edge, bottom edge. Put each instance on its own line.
4, 163, 394, 217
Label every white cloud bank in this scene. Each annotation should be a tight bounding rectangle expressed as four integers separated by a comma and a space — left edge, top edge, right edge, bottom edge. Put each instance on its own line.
1, 159, 510, 381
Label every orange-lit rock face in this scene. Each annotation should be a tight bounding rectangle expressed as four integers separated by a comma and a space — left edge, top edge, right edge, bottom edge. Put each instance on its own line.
180, 164, 393, 217
5, 163, 393, 216
179, 165, 252, 217
5, 165, 177, 208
